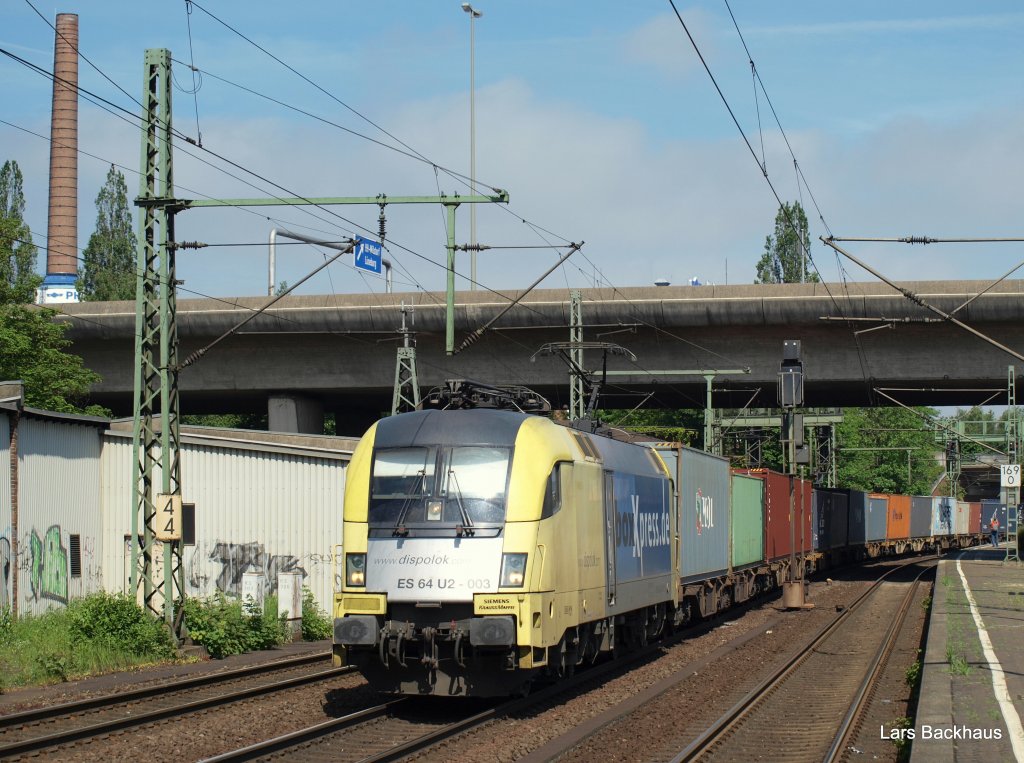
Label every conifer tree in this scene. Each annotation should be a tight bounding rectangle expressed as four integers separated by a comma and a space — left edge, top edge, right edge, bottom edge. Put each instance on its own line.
79, 165, 137, 301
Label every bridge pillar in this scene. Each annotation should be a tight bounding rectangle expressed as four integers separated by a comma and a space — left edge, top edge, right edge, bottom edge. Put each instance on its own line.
268, 394, 324, 434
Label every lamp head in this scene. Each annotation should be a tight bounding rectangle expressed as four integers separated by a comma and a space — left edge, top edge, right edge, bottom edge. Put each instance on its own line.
462, 3, 483, 17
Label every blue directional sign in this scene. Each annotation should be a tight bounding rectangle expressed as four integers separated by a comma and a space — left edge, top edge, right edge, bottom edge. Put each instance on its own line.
353, 236, 383, 275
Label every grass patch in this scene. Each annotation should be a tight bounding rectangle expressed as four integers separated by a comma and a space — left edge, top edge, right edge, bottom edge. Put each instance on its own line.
946, 643, 972, 675
0, 593, 175, 690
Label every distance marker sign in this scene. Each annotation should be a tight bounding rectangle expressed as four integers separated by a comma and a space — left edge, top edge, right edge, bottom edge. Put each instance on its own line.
1000, 464, 1021, 487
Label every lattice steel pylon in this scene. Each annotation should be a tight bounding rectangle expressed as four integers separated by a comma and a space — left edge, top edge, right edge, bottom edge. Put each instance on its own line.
391, 302, 421, 415
569, 289, 584, 420
131, 48, 184, 631
1007, 366, 1020, 561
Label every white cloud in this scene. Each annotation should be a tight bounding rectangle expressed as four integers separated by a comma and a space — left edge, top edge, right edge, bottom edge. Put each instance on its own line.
622, 9, 714, 82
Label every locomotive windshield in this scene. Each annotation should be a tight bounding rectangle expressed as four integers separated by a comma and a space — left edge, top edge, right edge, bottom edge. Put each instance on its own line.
370, 446, 511, 526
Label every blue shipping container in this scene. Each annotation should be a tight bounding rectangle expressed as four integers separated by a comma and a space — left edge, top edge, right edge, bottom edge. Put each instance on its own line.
814, 488, 850, 550
847, 490, 868, 545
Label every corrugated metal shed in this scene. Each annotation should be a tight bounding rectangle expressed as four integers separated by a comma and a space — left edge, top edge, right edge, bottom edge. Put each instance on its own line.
101, 426, 351, 612
0, 410, 10, 610
15, 412, 105, 614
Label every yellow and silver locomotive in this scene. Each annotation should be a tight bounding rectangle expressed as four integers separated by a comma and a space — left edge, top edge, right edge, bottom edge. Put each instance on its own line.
332, 387, 677, 696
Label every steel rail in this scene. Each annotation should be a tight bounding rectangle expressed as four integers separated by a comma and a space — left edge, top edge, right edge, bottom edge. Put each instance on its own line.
824, 566, 929, 761
0, 663, 351, 757
204, 578, 804, 762
670, 556, 935, 762
199, 700, 406, 762
0, 651, 334, 728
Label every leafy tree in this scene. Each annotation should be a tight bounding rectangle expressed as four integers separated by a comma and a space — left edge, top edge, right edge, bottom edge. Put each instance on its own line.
0, 304, 106, 414
754, 201, 819, 285
0, 158, 106, 415
836, 406, 941, 495
78, 165, 137, 301
597, 407, 702, 447
0, 160, 40, 303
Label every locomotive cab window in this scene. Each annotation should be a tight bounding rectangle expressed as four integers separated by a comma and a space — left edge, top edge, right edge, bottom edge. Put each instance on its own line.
541, 462, 569, 519
370, 445, 511, 527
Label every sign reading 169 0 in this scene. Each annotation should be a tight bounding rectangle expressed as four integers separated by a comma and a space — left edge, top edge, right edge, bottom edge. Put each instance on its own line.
1000, 464, 1021, 487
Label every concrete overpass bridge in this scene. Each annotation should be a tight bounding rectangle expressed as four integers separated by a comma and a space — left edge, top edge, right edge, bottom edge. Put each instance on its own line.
59, 279, 1024, 434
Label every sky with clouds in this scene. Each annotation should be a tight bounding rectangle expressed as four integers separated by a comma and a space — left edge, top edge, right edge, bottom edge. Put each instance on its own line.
1, 1, 1022, 300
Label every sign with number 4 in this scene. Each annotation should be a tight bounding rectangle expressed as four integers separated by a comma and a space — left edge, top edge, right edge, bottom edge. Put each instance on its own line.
1000, 464, 1021, 488
155, 494, 183, 541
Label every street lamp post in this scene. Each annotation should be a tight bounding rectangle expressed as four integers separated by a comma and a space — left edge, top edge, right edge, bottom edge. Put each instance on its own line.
461, 2, 482, 290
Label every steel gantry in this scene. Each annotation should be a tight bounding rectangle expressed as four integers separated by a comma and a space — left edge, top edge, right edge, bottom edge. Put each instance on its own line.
130, 49, 508, 634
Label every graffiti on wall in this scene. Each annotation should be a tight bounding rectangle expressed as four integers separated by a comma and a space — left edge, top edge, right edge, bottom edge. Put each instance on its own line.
203, 542, 307, 597
0, 536, 10, 610
29, 525, 68, 604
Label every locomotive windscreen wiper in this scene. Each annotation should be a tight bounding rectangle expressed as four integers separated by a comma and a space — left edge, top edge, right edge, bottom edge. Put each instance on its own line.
393, 470, 426, 536
448, 470, 475, 536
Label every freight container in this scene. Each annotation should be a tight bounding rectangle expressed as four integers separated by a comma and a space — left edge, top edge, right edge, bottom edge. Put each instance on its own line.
847, 490, 868, 545
981, 499, 1006, 538
883, 493, 911, 541
969, 501, 982, 536
909, 496, 932, 538
931, 497, 954, 535
954, 501, 970, 536
866, 495, 888, 542
813, 488, 849, 551
734, 469, 812, 561
657, 446, 731, 582
731, 474, 764, 569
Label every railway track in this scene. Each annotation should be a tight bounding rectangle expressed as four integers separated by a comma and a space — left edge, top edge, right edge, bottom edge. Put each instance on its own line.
202, 578, 797, 762
0, 651, 350, 759
671, 557, 933, 762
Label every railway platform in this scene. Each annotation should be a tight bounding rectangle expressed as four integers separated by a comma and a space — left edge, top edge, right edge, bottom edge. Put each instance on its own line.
911, 547, 1024, 762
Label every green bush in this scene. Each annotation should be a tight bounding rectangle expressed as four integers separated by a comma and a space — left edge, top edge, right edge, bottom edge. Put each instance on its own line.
67, 592, 174, 658
301, 587, 332, 641
183, 592, 288, 659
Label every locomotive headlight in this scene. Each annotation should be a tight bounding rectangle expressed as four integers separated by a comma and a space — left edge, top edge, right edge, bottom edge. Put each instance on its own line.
346, 553, 366, 587
426, 500, 443, 521
499, 553, 527, 587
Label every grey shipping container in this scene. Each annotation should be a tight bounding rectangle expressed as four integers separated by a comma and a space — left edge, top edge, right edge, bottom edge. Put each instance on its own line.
866, 495, 888, 542
910, 496, 933, 538
847, 490, 867, 545
954, 501, 970, 536
656, 446, 731, 582
814, 488, 849, 551
931, 497, 954, 536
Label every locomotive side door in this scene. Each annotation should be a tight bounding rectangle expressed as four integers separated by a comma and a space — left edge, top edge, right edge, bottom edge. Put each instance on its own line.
603, 471, 616, 606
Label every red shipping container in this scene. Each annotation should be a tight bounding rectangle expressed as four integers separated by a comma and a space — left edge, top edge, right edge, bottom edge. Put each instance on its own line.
969, 501, 982, 534
882, 493, 911, 541
734, 469, 812, 561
